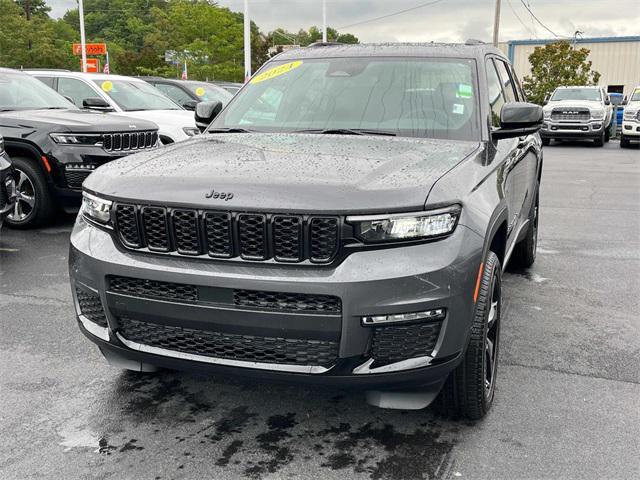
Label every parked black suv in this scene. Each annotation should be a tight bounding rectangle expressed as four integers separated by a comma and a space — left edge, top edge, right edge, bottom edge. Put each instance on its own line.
139, 77, 233, 111
0, 68, 159, 228
0, 135, 16, 229
70, 43, 543, 418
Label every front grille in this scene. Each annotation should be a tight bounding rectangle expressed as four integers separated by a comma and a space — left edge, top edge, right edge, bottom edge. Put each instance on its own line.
114, 204, 340, 264
76, 288, 108, 328
234, 289, 341, 313
64, 170, 92, 190
103, 131, 158, 153
551, 108, 590, 121
118, 317, 339, 367
109, 277, 198, 302
370, 321, 442, 367
107, 275, 342, 314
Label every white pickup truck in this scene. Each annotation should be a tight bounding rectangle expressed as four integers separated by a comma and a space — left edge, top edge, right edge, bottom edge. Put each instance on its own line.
620, 86, 640, 148
541, 86, 614, 147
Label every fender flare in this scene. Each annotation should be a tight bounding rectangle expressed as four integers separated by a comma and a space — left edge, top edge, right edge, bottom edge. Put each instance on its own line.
3, 139, 51, 181
481, 205, 509, 264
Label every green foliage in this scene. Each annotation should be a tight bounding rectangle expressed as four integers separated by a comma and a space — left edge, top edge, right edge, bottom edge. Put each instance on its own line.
523, 41, 601, 105
1, 0, 359, 82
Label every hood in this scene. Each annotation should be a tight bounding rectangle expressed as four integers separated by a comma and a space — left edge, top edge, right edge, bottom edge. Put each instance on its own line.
544, 100, 603, 111
86, 133, 480, 213
0, 109, 157, 132
118, 109, 196, 129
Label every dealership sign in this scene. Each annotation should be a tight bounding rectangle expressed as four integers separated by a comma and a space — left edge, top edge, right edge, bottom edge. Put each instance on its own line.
72, 43, 107, 56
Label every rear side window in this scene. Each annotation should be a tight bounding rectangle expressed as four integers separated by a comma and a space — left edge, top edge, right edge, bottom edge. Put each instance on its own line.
154, 83, 192, 106
494, 60, 517, 103
36, 76, 55, 89
486, 60, 505, 128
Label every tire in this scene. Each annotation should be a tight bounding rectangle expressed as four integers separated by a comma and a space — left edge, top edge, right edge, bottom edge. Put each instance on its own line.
594, 132, 605, 147
5, 156, 56, 229
605, 125, 611, 142
433, 251, 502, 420
541, 137, 550, 146
509, 183, 539, 270
620, 134, 630, 148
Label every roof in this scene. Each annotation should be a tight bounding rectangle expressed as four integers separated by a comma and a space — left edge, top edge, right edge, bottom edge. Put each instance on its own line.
506, 35, 640, 46
273, 42, 506, 61
22, 70, 146, 82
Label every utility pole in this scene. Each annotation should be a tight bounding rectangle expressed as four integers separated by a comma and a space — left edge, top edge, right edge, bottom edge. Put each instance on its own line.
244, 0, 251, 82
322, 0, 327, 43
492, 0, 501, 47
78, 0, 88, 73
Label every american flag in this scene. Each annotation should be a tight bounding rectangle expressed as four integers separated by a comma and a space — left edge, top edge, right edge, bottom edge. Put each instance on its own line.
181, 61, 188, 80
103, 51, 110, 74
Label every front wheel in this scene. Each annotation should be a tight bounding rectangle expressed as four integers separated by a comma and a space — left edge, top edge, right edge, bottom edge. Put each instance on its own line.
620, 134, 630, 148
434, 251, 502, 420
594, 132, 605, 147
541, 137, 550, 146
5, 156, 55, 229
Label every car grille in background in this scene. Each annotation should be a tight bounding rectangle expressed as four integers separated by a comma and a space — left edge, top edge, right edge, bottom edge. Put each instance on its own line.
550, 108, 590, 121
64, 170, 92, 190
108, 275, 342, 314
113, 204, 340, 264
118, 316, 339, 367
103, 131, 158, 152
76, 288, 108, 328
370, 321, 442, 367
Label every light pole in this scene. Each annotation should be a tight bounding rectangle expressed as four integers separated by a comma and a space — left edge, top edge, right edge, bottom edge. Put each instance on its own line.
322, 0, 327, 43
78, 0, 87, 72
244, 0, 251, 82
492, 0, 501, 47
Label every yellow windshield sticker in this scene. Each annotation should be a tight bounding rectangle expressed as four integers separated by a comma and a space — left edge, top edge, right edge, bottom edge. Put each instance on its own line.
250, 61, 302, 84
195, 87, 206, 97
101, 80, 113, 92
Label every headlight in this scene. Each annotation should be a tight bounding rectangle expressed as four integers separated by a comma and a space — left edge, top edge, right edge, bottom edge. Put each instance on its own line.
50, 133, 102, 145
183, 127, 200, 137
590, 109, 605, 120
81, 191, 112, 225
624, 109, 638, 120
543, 110, 551, 120
347, 206, 460, 243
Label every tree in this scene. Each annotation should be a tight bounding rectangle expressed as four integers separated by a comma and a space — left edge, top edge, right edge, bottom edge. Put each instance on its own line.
523, 41, 601, 105
14, 0, 51, 18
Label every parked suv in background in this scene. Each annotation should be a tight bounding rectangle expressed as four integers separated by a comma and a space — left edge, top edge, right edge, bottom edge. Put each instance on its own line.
70, 42, 543, 419
28, 71, 198, 144
0, 68, 158, 228
0, 135, 16, 229
541, 86, 614, 146
139, 77, 233, 111
620, 86, 640, 148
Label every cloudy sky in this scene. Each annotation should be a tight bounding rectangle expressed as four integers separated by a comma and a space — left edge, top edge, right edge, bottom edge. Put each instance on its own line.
48, 0, 639, 43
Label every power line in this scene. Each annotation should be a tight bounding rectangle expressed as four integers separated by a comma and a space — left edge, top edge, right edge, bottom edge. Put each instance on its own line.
337, 0, 446, 30
519, 0, 567, 38
506, 0, 537, 38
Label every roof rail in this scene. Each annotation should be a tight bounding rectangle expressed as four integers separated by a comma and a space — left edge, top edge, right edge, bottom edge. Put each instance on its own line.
465, 39, 485, 45
22, 68, 71, 72
308, 42, 343, 48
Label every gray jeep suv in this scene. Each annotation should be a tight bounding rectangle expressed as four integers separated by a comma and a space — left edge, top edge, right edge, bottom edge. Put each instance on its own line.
69, 43, 543, 419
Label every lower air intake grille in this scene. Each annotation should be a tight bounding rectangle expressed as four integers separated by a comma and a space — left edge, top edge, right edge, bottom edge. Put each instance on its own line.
370, 321, 442, 367
64, 170, 92, 190
234, 289, 341, 314
118, 317, 339, 367
76, 288, 108, 328
109, 277, 198, 302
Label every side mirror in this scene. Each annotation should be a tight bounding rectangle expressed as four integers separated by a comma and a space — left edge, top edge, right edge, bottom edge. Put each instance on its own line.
195, 100, 223, 132
543, 94, 550, 105
83, 97, 114, 112
492, 102, 543, 140
604, 96, 611, 106
182, 100, 198, 111
622, 96, 628, 106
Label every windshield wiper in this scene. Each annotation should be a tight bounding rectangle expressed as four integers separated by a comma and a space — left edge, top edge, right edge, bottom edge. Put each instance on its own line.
207, 127, 254, 133
296, 128, 396, 136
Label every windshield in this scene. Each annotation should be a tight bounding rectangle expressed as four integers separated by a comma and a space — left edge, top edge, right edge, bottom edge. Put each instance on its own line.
211, 57, 480, 141
0, 72, 76, 111
186, 82, 233, 105
92, 79, 181, 111
631, 89, 640, 102
551, 88, 601, 102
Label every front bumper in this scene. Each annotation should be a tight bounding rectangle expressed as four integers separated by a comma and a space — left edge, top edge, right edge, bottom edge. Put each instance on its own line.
541, 120, 604, 139
621, 120, 640, 139
69, 215, 484, 389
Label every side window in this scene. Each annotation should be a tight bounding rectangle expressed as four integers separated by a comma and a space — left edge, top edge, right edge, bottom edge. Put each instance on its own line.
36, 76, 55, 89
154, 83, 191, 106
508, 65, 526, 101
486, 59, 505, 128
495, 60, 517, 103
58, 77, 99, 107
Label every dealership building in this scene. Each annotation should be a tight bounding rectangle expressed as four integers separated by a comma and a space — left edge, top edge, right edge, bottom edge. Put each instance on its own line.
499, 36, 640, 98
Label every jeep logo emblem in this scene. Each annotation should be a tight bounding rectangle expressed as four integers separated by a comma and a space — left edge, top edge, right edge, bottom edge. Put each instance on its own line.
205, 189, 234, 201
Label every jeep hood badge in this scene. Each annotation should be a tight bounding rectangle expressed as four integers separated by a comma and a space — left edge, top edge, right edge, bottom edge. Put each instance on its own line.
205, 189, 234, 201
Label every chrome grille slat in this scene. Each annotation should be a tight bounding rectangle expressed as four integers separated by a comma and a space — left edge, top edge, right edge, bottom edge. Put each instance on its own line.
114, 205, 340, 264
103, 131, 157, 153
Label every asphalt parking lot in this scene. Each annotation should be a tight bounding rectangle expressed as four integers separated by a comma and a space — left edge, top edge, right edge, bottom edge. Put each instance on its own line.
1, 140, 639, 480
